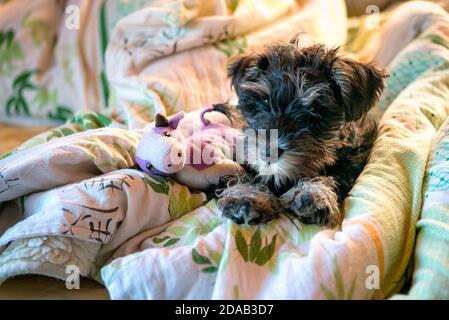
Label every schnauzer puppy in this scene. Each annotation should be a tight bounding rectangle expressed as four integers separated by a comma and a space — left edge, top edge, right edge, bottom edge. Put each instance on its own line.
216, 39, 387, 228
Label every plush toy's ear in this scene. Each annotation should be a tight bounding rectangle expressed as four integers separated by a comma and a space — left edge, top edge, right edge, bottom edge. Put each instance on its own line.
155, 113, 169, 127
331, 58, 387, 121
168, 111, 185, 129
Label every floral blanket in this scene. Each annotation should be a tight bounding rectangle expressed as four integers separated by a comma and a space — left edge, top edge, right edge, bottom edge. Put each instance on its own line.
1, 0, 449, 299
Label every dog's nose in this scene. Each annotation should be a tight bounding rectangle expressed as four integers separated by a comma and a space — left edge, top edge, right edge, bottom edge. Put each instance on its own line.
261, 148, 283, 161
277, 149, 284, 158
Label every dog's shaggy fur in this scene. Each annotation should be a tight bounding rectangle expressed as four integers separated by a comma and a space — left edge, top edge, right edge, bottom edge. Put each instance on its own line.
216, 39, 387, 228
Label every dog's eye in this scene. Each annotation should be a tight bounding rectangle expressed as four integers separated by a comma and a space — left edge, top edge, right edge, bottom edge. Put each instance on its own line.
256, 56, 269, 71
263, 98, 269, 104
163, 132, 171, 137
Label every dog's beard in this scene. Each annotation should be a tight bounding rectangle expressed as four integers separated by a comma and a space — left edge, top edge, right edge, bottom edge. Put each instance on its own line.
252, 150, 305, 190
251, 140, 339, 193
247, 133, 309, 190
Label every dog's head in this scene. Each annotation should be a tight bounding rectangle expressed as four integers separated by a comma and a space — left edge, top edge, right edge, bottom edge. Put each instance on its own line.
229, 40, 387, 191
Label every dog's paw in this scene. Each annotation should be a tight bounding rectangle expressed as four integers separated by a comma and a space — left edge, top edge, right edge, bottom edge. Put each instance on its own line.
217, 183, 282, 225
280, 177, 343, 228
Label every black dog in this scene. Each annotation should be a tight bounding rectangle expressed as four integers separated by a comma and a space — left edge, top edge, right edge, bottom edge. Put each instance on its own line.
216, 39, 387, 228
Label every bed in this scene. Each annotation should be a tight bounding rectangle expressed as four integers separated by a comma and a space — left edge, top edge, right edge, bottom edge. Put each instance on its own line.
0, 124, 109, 299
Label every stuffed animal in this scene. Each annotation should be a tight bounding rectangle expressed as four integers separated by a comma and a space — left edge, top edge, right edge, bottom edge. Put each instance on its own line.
135, 106, 244, 190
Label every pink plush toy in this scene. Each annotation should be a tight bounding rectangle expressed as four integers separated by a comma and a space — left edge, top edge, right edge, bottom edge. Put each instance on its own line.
135, 106, 244, 190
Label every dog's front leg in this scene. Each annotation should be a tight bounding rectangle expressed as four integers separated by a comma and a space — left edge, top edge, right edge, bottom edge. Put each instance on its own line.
280, 176, 343, 228
217, 181, 283, 225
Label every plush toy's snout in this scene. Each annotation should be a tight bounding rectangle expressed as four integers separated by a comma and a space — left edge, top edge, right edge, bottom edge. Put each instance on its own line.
162, 141, 186, 172
136, 112, 187, 175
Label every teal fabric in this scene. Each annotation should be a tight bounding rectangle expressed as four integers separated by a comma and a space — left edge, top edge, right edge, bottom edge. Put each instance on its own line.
379, 50, 449, 111
393, 116, 449, 299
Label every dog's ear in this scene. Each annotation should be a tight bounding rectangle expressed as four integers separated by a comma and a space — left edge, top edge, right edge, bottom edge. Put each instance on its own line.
228, 55, 255, 94
331, 58, 387, 121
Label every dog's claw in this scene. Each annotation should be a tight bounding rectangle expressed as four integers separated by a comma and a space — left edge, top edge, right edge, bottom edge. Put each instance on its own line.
280, 177, 343, 228
217, 184, 282, 225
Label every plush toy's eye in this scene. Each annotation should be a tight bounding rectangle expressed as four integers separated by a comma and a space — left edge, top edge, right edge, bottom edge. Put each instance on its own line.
146, 163, 154, 170
163, 132, 171, 137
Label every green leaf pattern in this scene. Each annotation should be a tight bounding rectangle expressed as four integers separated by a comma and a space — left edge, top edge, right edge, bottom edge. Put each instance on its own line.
213, 36, 247, 58
21, 12, 52, 46
1, 15, 77, 121
151, 210, 220, 248
0, 29, 23, 75
142, 175, 206, 220
6, 70, 37, 116
319, 258, 359, 300
191, 248, 220, 273
234, 228, 277, 266
5, 69, 76, 121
